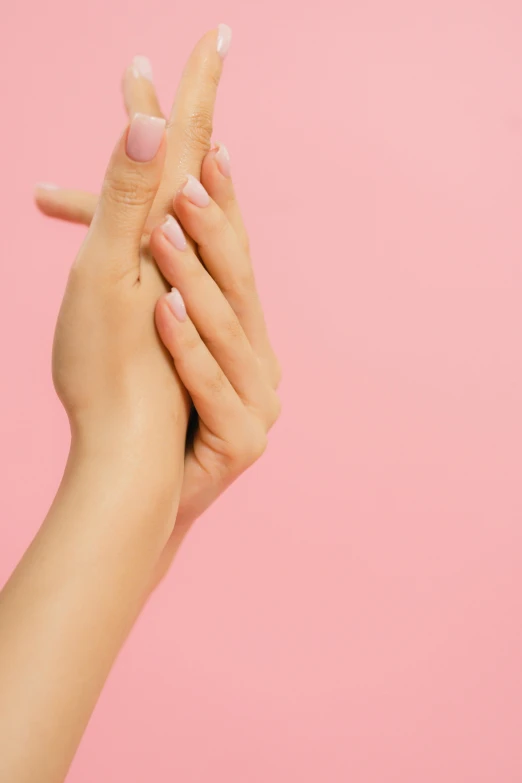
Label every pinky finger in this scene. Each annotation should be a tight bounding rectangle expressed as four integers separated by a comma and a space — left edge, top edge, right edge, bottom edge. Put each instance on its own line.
155, 289, 244, 442
34, 185, 98, 226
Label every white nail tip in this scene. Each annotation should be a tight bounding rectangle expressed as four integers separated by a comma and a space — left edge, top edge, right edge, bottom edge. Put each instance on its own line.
132, 55, 154, 82
217, 24, 232, 59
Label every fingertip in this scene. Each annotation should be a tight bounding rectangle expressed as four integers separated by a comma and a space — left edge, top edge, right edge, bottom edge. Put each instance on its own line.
149, 221, 185, 293
194, 25, 230, 61
122, 59, 163, 119
150, 217, 185, 264
149, 223, 169, 267
149, 221, 163, 250
162, 214, 188, 250
177, 174, 211, 208
216, 23, 232, 59
33, 188, 59, 218
132, 55, 154, 83
35, 182, 59, 194
165, 287, 188, 322
34, 182, 58, 206
200, 144, 233, 202
154, 295, 171, 339
155, 289, 187, 346
213, 142, 231, 178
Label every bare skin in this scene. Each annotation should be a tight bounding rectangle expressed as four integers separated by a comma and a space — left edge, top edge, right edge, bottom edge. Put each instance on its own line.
35, 32, 280, 578
0, 27, 280, 783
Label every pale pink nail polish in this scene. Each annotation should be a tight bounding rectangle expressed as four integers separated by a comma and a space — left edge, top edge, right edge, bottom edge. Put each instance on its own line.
182, 174, 210, 207
35, 182, 59, 191
217, 23, 232, 59
166, 288, 187, 322
132, 55, 154, 82
126, 113, 166, 162
162, 215, 187, 251
214, 143, 231, 177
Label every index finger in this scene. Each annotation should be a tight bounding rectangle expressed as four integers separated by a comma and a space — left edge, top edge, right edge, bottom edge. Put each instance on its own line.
151, 24, 232, 219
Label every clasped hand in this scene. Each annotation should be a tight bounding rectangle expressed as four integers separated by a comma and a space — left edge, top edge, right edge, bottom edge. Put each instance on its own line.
44, 27, 281, 578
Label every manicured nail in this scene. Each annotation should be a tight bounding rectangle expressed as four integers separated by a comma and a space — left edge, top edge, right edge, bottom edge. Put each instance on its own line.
132, 55, 153, 82
162, 215, 187, 251
166, 288, 187, 322
214, 143, 231, 177
35, 182, 59, 191
182, 174, 210, 207
217, 23, 232, 59
126, 113, 166, 162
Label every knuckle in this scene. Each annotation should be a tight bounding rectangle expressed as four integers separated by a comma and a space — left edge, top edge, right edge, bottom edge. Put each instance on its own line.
197, 207, 229, 247
185, 257, 207, 288
222, 268, 255, 301
202, 315, 243, 357
103, 168, 156, 209
267, 391, 282, 427
233, 423, 268, 470
205, 368, 227, 398
248, 430, 268, 463
220, 315, 243, 342
183, 105, 214, 153
208, 67, 221, 91
211, 208, 230, 239
181, 329, 201, 353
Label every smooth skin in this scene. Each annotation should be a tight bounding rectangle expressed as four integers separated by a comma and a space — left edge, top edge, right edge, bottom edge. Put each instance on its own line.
1, 110, 179, 783
152, 147, 281, 576
0, 27, 280, 783
35, 34, 280, 577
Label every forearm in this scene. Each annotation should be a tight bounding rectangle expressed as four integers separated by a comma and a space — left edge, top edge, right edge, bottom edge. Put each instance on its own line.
0, 437, 182, 783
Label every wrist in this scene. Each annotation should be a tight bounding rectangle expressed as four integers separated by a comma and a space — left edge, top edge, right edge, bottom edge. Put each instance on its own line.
64, 424, 183, 544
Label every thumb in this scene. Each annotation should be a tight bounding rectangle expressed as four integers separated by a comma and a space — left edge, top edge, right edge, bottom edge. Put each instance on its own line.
85, 112, 166, 277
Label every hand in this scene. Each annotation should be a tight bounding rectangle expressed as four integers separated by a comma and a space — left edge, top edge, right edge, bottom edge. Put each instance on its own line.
37, 28, 281, 577
35, 25, 231, 238
41, 26, 230, 526
148, 143, 281, 576
53, 112, 191, 510
0, 112, 196, 783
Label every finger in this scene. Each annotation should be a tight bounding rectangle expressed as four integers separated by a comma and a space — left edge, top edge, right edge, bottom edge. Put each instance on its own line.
201, 144, 249, 252
86, 113, 166, 274
34, 185, 97, 226
152, 24, 232, 218
155, 288, 245, 442
122, 56, 163, 118
150, 220, 279, 426
173, 176, 276, 372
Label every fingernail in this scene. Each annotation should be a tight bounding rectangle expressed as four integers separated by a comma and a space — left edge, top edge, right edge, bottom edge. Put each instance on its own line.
182, 174, 210, 207
126, 113, 166, 162
35, 182, 59, 190
214, 143, 231, 177
217, 23, 232, 59
162, 215, 187, 251
132, 55, 153, 82
166, 288, 187, 322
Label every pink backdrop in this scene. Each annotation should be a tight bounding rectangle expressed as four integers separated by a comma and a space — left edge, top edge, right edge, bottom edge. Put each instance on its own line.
1, 0, 522, 780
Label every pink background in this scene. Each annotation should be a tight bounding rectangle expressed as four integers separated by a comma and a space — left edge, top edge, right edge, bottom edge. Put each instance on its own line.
1, 0, 522, 780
